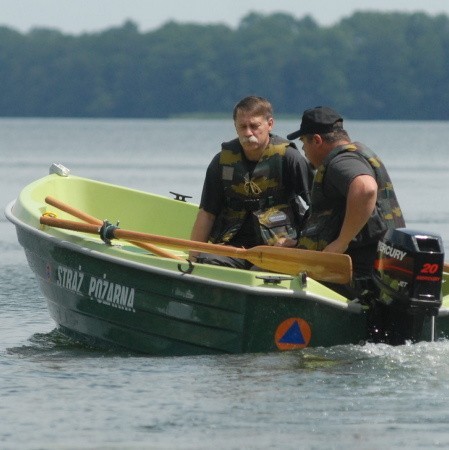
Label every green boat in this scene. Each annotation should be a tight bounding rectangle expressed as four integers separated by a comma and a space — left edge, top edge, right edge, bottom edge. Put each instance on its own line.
5, 164, 449, 356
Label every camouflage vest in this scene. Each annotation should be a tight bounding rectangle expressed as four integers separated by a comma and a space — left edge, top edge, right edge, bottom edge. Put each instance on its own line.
298, 142, 405, 251
210, 135, 298, 245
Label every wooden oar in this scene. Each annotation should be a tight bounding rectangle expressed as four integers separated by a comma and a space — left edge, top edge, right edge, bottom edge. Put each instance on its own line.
44, 196, 183, 260
39, 215, 353, 284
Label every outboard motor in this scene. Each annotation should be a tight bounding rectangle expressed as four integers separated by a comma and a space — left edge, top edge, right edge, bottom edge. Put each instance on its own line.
369, 228, 444, 345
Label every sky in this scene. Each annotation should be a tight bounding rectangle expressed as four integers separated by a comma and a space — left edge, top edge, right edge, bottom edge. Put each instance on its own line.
2, 0, 449, 34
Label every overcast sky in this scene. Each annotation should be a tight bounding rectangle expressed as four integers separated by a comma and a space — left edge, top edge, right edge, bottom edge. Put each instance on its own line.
2, 0, 449, 34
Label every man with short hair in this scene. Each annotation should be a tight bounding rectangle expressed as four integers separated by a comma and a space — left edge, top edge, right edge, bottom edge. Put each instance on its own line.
286, 106, 405, 294
189, 95, 313, 269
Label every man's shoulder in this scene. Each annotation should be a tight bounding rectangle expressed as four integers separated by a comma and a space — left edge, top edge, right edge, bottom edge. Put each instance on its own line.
270, 134, 298, 148
221, 137, 241, 150
283, 143, 307, 164
332, 145, 369, 163
328, 150, 374, 176
207, 151, 222, 164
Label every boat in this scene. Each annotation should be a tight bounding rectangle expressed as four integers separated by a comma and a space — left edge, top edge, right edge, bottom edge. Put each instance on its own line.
5, 163, 449, 356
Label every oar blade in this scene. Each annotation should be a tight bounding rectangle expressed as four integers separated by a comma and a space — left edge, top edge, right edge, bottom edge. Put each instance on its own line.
246, 246, 352, 284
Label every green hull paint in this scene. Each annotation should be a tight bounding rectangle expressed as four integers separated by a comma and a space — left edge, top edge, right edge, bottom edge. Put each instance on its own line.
6, 171, 449, 355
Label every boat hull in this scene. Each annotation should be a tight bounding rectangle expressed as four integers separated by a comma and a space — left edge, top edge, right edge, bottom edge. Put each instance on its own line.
15, 215, 370, 355
6, 171, 449, 355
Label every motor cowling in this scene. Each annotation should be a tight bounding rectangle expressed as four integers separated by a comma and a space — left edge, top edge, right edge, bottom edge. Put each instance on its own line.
366, 228, 444, 345
373, 228, 444, 317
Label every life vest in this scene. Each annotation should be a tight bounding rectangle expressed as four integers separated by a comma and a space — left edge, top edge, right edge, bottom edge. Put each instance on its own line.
298, 142, 405, 251
210, 135, 299, 246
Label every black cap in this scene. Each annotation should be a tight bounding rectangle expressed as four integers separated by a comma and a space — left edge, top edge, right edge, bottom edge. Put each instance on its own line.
287, 106, 344, 140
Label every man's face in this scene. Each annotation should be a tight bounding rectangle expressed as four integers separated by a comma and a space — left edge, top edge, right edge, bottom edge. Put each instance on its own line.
300, 135, 321, 168
234, 110, 273, 161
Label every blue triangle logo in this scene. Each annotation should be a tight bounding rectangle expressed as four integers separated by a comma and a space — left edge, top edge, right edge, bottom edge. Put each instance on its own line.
279, 321, 305, 344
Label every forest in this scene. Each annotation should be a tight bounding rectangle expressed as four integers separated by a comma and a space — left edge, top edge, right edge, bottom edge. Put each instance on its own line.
1, 11, 449, 119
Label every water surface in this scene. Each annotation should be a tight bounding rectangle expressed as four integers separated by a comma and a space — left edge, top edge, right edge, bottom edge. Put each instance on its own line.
1, 118, 449, 449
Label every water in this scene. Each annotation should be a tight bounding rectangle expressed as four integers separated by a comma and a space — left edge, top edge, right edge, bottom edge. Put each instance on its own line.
1, 118, 449, 449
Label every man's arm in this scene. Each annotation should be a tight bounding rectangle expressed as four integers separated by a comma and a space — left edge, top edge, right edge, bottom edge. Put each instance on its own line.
188, 152, 222, 259
189, 208, 216, 260
324, 174, 377, 254
284, 146, 314, 204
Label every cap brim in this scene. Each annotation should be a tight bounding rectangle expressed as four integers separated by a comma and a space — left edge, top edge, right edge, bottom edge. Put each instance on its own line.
286, 130, 301, 140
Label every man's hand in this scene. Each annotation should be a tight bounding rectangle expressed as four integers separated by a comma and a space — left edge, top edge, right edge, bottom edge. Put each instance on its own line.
274, 237, 298, 247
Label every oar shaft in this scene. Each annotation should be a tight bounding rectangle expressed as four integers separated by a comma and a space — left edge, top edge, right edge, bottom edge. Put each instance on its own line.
114, 228, 245, 258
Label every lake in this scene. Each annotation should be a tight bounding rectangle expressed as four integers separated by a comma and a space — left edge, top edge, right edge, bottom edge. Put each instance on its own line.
1, 118, 449, 449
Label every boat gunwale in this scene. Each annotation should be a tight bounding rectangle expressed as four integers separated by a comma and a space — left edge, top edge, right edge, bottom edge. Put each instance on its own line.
5, 199, 362, 312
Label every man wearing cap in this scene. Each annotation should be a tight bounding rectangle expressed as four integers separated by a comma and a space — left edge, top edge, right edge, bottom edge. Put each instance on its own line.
286, 106, 405, 295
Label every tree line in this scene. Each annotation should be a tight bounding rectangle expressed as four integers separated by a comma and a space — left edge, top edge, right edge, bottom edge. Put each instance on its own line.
1, 11, 449, 119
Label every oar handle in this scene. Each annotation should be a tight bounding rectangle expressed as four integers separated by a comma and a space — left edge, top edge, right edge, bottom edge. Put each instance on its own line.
42, 199, 183, 260
45, 196, 102, 225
